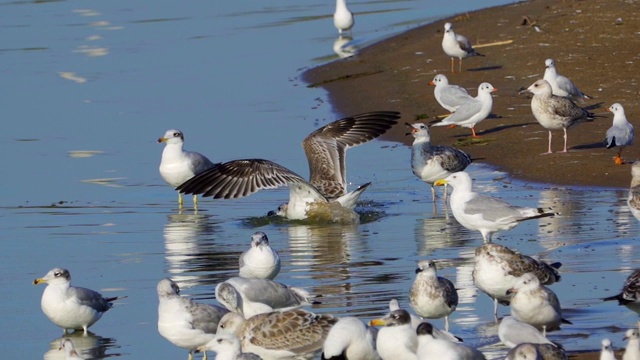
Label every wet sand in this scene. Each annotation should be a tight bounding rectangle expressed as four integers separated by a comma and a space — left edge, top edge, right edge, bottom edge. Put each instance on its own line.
304, 0, 640, 189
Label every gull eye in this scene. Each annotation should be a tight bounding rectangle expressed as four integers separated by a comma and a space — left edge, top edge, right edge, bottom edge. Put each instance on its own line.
173, 132, 180, 137
54, 271, 61, 277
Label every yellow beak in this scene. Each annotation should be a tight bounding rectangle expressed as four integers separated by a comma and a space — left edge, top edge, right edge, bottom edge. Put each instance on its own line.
368, 318, 388, 327
434, 179, 448, 186
33, 278, 46, 285
157, 137, 168, 144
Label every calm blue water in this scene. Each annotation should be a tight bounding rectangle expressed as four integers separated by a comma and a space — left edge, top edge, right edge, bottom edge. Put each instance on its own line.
1, 0, 639, 359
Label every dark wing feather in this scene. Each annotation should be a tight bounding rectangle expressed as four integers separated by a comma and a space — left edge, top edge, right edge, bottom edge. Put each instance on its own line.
68, 287, 112, 312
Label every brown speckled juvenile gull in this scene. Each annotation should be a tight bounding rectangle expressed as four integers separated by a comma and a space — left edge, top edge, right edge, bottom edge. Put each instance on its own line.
441, 22, 484, 73
177, 111, 400, 220
409, 260, 458, 332
543, 58, 590, 100
473, 243, 561, 316
604, 269, 640, 315
524, 79, 595, 154
407, 122, 471, 201
214, 309, 337, 360
429, 74, 474, 112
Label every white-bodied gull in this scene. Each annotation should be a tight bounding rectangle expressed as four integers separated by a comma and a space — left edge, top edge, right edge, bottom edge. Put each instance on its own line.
431, 82, 497, 138
239, 231, 281, 280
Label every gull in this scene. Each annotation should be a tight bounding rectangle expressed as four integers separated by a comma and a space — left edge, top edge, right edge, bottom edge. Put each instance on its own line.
157, 278, 229, 360
177, 111, 401, 220
507, 272, 572, 336
33, 267, 124, 334
158, 129, 216, 207
59, 339, 86, 360
507, 343, 568, 360
604, 269, 640, 315
499, 316, 556, 349
628, 164, 640, 221
431, 82, 497, 138
441, 22, 484, 73
434, 172, 556, 242
543, 59, 590, 100
601, 339, 619, 360
623, 329, 640, 360
473, 243, 561, 317
604, 103, 634, 165
416, 322, 486, 360
389, 299, 461, 343
239, 231, 281, 280
523, 79, 596, 154
429, 74, 474, 113
407, 122, 472, 202
334, 0, 354, 36
214, 309, 337, 360
199, 333, 262, 360
369, 309, 418, 360
409, 260, 458, 332
321, 316, 380, 360
215, 277, 313, 318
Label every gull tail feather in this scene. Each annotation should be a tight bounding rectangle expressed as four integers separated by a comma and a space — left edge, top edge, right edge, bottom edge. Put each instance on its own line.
336, 182, 371, 209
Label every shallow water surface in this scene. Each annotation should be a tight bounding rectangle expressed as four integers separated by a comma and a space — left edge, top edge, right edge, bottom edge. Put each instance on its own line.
1, 0, 639, 359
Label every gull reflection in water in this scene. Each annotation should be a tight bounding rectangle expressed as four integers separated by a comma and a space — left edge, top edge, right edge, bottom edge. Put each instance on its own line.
333, 36, 357, 59
44, 332, 119, 360
163, 209, 222, 289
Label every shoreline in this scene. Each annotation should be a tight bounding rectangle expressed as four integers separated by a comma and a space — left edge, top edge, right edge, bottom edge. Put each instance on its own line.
303, 0, 640, 188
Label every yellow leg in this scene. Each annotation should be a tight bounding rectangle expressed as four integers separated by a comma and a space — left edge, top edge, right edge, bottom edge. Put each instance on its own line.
178, 193, 184, 208
450, 57, 455, 73
193, 194, 198, 206
459, 58, 463, 73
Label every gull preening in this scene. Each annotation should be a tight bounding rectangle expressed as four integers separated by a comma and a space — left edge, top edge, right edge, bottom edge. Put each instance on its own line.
407, 123, 472, 201
214, 309, 337, 360
199, 333, 262, 360
369, 309, 418, 360
431, 82, 497, 138
158, 129, 216, 207
473, 243, 561, 316
321, 316, 380, 360
409, 260, 458, 332
498, 316, 556, 349
215, 277, 313, 318
33, 267, 124, 334
507, 272, 571, 335
604, 103, 634, 165
239, 231, 281, 280
629, 163, 640, 221
543, 58, 590, 100
156, 278, 229, 360
441, 22, 484, 73
524, 79, 596, 154
603, 269, 640, 315
334, 0, 354, 36
416, 322, 486, 360
59, 338, 86, 360
177, 111, 400, 220
434, 172, 556, 242
429, 74, 474, 113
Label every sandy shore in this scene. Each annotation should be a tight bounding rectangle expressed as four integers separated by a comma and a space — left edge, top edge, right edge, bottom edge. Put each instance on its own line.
304, 0, 640, 188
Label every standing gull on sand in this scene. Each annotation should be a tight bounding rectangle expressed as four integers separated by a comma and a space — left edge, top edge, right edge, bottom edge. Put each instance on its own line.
441, 22, 484, 73
623, 328, 640, 360
33, 268, 124, 334
369, 309, 418, 360
507, 272, 571, 336
524, 79, 595, 154
434, 172, 556, 242
407, 123, 472, 201
601, 339, 619, 360
543, 58, 590, 100
409, 260, 458, 332
239, 231, 281, 280
157, 278, 229, 360
629, 163, 640, 221
177, 111, 400, 220
431, 82, 497, 138
603, 269, 640, 315
333, 0, 354, 36
158, 129, 216, 207
429, 74, 473, 113
604, 103, 634, 165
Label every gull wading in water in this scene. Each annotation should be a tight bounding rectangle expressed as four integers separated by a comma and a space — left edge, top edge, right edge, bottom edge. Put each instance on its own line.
33, 268, 125, 334
177, 111, 400, 221
369, 309, 418, 360
523, 79, 596, 154
431, 82, 497, 138
157, 278, 229, 360
333, 0, 354, 36
543, 58, 591, 100
158, 129, 216, 207
434, 172, 556, 242
409, 260, 458, 332
498, 316, 557, 349
441, 22, 484, 73
239, 231, 281, 280
604, 103, 634, 165
603, 268, 640, 315
429, 74, 474, 113
416, 322, 486, 360
407, 122, 472, 202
